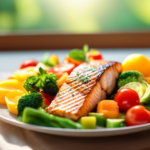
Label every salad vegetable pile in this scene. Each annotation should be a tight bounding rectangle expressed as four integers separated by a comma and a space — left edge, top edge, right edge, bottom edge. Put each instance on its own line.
1, 46, 150, 130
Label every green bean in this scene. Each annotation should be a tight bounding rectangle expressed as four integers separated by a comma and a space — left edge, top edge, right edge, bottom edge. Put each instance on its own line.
22, 107, 84, 129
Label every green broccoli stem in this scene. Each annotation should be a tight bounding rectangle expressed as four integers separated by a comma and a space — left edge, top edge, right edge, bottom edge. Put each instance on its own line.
22, 107, 84, 129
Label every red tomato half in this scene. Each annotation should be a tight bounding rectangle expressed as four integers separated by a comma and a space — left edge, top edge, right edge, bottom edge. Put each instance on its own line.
114, 88, 140, 112
20, 60, 38, 69
40, 92, 56, 106
126, 105, 150, 126
48, 63, 75, 79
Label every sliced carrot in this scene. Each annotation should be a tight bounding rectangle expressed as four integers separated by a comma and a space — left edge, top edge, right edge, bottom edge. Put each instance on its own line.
146, 77, 150, 84
97, 100, 119, 119
57, 72, 68, 88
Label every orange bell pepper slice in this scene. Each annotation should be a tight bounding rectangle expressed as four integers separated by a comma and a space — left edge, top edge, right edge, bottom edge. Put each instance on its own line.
57, 72, 68, 88
5, 90, 25, 115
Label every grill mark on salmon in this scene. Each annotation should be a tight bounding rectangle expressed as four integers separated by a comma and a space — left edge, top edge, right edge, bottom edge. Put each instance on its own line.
46, 60, 122, 121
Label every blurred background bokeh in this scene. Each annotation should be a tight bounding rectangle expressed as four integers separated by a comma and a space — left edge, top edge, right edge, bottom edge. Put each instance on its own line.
0, 0, 150, 34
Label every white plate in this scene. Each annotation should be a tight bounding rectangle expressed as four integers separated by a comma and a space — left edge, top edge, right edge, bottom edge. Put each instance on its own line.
1, 73, 150, 137
1, 104, 150, 137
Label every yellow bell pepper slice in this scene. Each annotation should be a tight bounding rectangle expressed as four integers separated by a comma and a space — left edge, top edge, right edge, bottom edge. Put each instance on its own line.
0, 79, 27, 104
13, 67, 38, 81
49, 54, 59, 65
5, 90, 25, 115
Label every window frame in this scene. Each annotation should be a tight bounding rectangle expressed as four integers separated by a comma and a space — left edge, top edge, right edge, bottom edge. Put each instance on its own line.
0, 31, 150, 51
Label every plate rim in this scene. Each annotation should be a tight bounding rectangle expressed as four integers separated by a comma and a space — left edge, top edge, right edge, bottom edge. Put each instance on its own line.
1, 105, 150, 137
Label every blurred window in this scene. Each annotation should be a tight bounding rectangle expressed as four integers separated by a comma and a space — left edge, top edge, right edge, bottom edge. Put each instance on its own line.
0, 0, 150, 34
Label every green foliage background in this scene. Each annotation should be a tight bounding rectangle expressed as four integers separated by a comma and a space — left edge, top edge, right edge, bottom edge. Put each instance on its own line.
0, 0, 150, 33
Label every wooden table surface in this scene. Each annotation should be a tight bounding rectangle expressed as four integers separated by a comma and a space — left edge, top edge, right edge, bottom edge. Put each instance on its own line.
0, 49, 150, 150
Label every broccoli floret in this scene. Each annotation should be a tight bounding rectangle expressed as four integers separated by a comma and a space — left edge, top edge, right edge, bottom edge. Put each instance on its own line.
117, 71, 146, 88
17, 93, 44, 116
23, 67, 59, 95
23, 76, 39, 93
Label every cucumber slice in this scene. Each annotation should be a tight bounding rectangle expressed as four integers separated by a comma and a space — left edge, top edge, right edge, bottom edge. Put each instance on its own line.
89, 112, 106, 127
106, 119, 125, 128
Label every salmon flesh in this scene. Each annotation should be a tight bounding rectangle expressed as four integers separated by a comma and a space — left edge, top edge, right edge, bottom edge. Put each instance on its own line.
46, 60, 122, 121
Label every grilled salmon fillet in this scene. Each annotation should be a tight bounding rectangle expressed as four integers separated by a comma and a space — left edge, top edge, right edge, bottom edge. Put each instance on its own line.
46, 60, 122, 121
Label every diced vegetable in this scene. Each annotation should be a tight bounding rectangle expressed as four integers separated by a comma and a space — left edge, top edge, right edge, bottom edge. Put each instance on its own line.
89, 112, 106, 127
79, 116, 96, 129
97, 100, 119, 119
106, 119, 125, 128
22, 107, 84, 129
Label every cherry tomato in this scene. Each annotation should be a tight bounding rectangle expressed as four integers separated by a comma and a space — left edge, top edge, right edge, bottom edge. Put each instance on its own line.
126, 105, 150, 126
48, 63, 75, 79
114, 88, 140, 112
40, 92, 55, 106
20, 60, 38, 69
